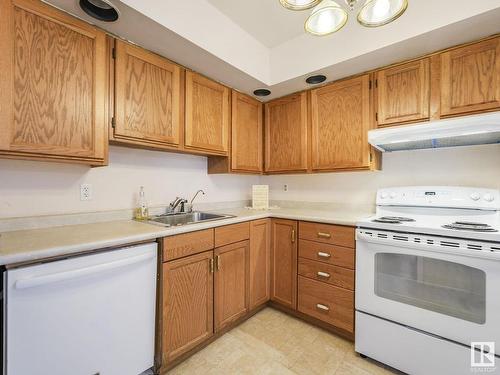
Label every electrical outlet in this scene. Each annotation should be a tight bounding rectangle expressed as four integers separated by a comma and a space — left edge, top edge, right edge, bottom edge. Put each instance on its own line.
80, 184, 92, 201
283, 184, 288, 192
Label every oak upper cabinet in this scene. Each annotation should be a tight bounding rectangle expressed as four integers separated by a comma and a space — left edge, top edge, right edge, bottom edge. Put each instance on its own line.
0, 0, 107, 165
375, 59, 430, 126
265, 92, 308, 173
162, 250, 214, 364
270, 219, 298, 309
214, 240, 249, 332
185, 72, 230, 155
231, 91, 263, 172
112, 39, 183, 149
310, 75, 374, 171
249, 219, 271, 310
440, 37, 500, 117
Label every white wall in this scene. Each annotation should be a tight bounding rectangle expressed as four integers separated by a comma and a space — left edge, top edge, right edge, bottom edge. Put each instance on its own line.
0, 146, 259, 219
262, 145, 500, 206
0, 144, 499, 219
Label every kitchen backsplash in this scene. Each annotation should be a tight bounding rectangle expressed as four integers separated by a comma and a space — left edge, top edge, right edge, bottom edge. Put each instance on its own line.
0, 144, 499, 220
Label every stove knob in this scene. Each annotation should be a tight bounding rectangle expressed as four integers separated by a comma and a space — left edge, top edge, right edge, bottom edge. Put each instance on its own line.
470, 193, 481, 201
380, 192, 388, 199
390, 192, 397, 199
483, 194, 495, 202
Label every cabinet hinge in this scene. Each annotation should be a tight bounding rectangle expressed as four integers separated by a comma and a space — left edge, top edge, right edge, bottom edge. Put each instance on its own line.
369, 81, 372, 90
375, 79, 378, 88
375, 112, 378, 122
112, 47, 116, 59
111, 117, 116, 128
370, 153, 373, 162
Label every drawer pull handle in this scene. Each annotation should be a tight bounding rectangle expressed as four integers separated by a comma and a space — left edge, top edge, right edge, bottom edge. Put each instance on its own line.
317, 252, 331, 259
317, 271, 330, 278
316, 303, 330, 311
317, 232, 331, 239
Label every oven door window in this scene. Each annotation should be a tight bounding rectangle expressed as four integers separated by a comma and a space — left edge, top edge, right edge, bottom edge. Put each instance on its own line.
374, 253, 486, 324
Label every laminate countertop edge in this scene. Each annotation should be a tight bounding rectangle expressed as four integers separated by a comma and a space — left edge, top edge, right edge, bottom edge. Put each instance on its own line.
0, 208, 372, 266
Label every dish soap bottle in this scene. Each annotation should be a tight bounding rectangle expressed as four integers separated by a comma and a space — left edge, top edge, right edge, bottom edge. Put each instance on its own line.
135, 186, 149, 220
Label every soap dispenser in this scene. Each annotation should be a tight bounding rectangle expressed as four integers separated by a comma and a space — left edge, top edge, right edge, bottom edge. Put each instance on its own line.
135, 186, 149, 220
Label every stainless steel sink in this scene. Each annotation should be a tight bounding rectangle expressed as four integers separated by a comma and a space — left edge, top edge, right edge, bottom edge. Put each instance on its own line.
146, 211, 235, 228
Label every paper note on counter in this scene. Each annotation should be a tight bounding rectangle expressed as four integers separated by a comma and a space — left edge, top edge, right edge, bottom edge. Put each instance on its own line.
252, 185, 269, 210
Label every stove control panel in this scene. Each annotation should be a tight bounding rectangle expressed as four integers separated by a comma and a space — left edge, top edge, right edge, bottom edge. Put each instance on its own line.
377, 186, 500, 210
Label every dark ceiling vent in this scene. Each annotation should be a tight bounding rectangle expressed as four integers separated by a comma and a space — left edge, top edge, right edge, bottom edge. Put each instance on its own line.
80, 0, 119, 22
253, 89, 271, 97
306, 74, 327, 84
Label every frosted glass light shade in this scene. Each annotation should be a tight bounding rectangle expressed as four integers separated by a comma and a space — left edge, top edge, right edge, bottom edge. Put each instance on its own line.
279, 0, 322, 11
358, 0, 408, 27
305, 0, 348, 36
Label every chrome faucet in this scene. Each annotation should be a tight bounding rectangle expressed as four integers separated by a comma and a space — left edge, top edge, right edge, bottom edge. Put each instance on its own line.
167, 197, 187, 214
183, 190, 205, 213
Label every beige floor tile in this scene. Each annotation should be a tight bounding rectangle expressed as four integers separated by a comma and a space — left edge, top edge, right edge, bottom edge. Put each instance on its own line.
167, 307, 398, 375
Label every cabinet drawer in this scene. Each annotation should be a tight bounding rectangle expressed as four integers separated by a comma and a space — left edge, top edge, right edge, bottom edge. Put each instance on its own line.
299, 222, 355, 248
162, 229, 214, 261
299, 240, 354, 269
215, 222, 250, 247
298, 258, 354, 290
298, 276, 354, 333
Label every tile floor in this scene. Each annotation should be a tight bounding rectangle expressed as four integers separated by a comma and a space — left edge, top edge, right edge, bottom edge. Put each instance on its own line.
167, 307, 401, 375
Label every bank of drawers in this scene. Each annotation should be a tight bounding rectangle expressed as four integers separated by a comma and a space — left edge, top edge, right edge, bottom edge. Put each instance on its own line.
297, 222, 355, 333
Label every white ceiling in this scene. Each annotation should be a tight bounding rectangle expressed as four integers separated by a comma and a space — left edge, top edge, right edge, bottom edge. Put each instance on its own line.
207, 0, 308, 47
45, 0, 500, 101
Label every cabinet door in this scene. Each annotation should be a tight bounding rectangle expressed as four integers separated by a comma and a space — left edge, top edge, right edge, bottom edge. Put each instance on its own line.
185, 72, 230, 155
376, 59, 430, 126
214, 241, 249, 332
162, 250, 214, 364
114, 40, 182, 147
311, 75, 371, 171
249, 219, 271, 309
0, 0, 107, 165
265, 93, 308, 173
270, 219, 298, 309
231, 91, 263, 172
440, 37, 500, 116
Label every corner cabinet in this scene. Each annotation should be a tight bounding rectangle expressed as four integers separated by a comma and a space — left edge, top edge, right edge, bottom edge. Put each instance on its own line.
112, 39, 183, 150
440, 37, 500, 117
311, 75, 377, 171
375, 59, 430, 127
185, 72, 230, 155
0, 0, 107, 166
265, 93, 308, 173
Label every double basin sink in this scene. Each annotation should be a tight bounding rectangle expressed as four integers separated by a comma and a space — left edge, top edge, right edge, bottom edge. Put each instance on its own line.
147, 211, 235, 228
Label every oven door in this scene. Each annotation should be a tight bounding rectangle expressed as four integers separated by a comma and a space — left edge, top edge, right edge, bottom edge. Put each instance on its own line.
356, 229, 500, 346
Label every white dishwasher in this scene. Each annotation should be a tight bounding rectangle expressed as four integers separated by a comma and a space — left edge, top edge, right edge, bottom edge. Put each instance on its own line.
3, 242, 158, 375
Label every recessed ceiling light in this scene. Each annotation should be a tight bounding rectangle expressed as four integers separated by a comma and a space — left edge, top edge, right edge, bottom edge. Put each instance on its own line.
306, 75, 327, 84
253, 89, 271, 97
305, 0, 348, 36
279, 0, 322, 11
80, 0, 119, 22
358, 0, 408, 27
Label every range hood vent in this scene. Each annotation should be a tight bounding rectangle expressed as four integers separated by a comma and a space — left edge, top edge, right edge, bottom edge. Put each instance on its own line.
369, 112, 500, 152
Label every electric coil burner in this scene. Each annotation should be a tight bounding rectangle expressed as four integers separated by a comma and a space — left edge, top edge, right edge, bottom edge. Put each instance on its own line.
372, 216, 416, 224
442, 221, 498, 232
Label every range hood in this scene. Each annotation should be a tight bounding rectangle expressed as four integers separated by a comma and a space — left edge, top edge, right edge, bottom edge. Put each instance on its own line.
368, 112, 500, 152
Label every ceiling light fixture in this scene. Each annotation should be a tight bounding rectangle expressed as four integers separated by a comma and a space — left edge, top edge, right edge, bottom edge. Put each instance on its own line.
280, 0, 408, 36
80, 0, 119, 22
306, 74, 327, 84
253, 89, 271, 97
279, 0, 322, 11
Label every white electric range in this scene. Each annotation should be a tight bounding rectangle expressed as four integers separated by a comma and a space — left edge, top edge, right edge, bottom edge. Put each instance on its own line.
355, 186, 500, 375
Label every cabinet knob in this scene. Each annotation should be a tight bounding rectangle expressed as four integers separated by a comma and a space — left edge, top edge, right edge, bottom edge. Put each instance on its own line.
316, 303, 330, 312
317, 271, 330, 278
317, 252, 331, 259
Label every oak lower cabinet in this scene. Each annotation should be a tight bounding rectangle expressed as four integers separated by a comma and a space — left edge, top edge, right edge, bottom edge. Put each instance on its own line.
162, 250, 214, 364
249, 219, 271, 309
214, 240, 249, 331
310, 75, 376, 172
270, 219, 298, 309
297, 222, 356, 336
0, 0, 107, 166
375, 58, 430, 127
112, 39, 183, 150
440, 36, 500, 117
265, 93, 308, 173
185, 71, 230, 155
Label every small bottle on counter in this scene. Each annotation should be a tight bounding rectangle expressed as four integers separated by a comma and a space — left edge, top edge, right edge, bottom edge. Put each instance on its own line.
135, 186, 149, 221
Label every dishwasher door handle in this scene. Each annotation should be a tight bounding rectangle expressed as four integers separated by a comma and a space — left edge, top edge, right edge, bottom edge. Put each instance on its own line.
15, 252, 156, 290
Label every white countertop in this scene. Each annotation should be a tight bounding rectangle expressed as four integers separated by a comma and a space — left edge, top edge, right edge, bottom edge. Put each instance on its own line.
0, 207, 372, 266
